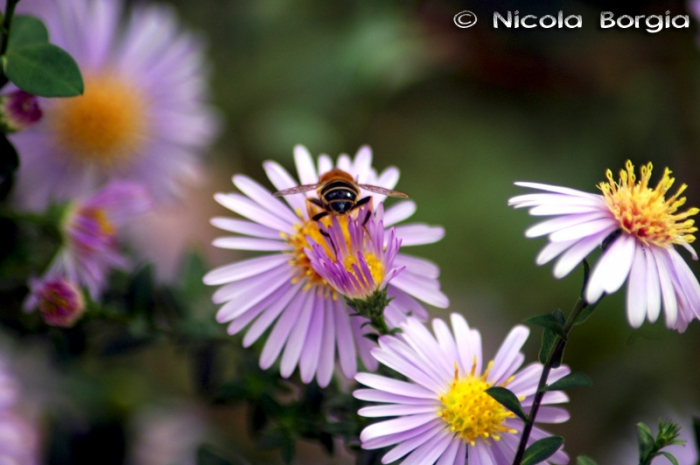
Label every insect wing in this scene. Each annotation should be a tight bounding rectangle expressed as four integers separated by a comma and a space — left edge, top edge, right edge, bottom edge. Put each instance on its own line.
357, 184, 409, 198
272, 183, 320, 197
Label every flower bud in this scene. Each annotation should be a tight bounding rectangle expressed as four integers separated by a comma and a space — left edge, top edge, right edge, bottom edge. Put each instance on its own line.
0, 91, 42, 133
30, 277, 86, 327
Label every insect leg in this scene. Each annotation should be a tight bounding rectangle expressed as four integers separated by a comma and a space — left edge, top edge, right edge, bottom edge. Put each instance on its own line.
350, 196, 373, 226
312, 211, 329, 221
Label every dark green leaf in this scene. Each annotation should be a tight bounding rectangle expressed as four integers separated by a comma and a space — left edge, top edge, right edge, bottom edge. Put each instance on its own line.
539, 327, 556, 364
637, 422, 655, 459
196, 445, 236, 465
542, 372, 593, 392
576, 456, 597, 465
281, 437, 295, 464
526, 313, 566, 338
573, 303, 598, 326
522, 436, 565, 465
693, 416, 700, 454
3, 43, 83, 97
552, 308, 566, 324
127, 265, 155, 317
485, 387, 527, 421
660, 451, 680, 465
7, 15, 48, 50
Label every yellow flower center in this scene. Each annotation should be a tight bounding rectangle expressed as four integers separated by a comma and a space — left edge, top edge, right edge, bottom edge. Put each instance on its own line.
439, 362, 517, 446
599, 161, 699, 248
283, 210, 384, 296
50, 74, 148, 167
343, 253, 384, 292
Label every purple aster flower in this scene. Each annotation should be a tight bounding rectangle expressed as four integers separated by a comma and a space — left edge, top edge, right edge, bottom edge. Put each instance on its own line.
46, 181, 150, 300
509, 161, 700, 332
204, 145, 448, 387
0, 91, 41, 133
24, 277, 86, 327
10, 0, 220, 210
354, 313, 570, 465
305, 203, 404, 300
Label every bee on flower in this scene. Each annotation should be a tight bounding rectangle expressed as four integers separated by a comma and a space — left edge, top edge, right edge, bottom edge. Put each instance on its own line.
204, 145, 448, 387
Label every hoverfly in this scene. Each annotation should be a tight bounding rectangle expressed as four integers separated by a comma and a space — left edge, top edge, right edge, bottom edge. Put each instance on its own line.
272, 168, 408, 222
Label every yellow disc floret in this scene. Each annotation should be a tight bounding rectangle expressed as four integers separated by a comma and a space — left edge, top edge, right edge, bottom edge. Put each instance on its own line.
283, 213, 350, 293
343, 253, 384, 292
50, 74, 148, 167
439, 362, 517, 446
599, 160, 699, 248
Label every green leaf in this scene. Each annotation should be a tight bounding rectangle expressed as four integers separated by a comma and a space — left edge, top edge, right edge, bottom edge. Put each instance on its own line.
552, 308, 566, 324
637, 422, 655, 459
660, 451, 680, 465
526, 313, 566, 338
485, 387, 527, 422
543, 372, 593, 392
522, 436, 565, 465
573, 302, 598, 326
576, 456, 597, 465
7, 15, 49, 51
693, 416, 700, 454
3, 43, 83, 97
196, 445, 243, 465
539, 327, 557, 364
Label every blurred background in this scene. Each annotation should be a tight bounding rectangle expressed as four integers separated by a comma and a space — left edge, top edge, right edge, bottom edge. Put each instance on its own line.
4, 0, 700, 463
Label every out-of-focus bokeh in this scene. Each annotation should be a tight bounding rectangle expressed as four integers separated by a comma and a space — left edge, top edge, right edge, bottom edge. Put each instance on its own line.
5, 0, 700, 462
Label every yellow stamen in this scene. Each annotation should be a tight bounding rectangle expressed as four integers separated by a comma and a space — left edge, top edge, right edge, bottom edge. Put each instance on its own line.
439, 362, 517, 446
50, 73, 148, 167
599, 161, 699, 247
342, 253, 384, 291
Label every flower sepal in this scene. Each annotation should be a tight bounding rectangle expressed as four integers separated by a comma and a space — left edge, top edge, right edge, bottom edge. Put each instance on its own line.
343, 287, 398, 336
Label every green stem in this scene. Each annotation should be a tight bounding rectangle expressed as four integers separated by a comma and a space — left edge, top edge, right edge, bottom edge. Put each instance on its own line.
0, 0, 19, 88
512, 297, 590, 465
0, 0, 18, 55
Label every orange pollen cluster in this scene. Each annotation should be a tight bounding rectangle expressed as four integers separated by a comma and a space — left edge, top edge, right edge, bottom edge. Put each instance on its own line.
599, 160, 699, 248
50, 73, 148, 168
282, 213, 351, 295
439, 361, 517, 446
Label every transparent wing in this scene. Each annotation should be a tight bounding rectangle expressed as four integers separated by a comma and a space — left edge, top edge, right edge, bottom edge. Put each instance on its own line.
358, 184, 409, 198
272, 183, 320, 196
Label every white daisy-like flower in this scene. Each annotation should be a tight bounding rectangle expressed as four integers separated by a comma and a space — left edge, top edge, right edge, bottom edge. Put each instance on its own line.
354, 313, 570, 465
11, 0, 220, 210
204, 145, 448, 387
509, 160, 700, 332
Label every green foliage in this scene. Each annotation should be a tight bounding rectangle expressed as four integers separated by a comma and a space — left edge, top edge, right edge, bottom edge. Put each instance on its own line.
196, 445, 246, 465
485, 386, 528, 422
3, 42, 84, 97
542, 372, 593, 392
345, 287, 394, 335
637, 420, 685, 465
521, 436, 565, 465
7, 15, 48, 50
576, 456, 597, 465
526, 313, 566, 338
538, 309, 566, 367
